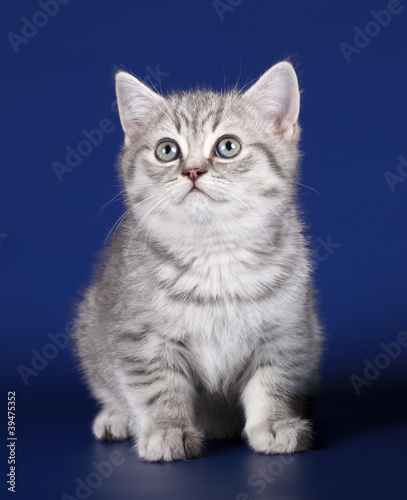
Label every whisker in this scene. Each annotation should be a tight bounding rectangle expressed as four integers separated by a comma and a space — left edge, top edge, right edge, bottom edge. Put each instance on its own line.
232, 56, 242, 94
104, 207, 133, 247
104, 193, 159, 247
212, 53, 227, 90
143, 196, 172, 252
240, 199, 275, 250
146, 76, 163, 97
93, 189, 126, 226
297, 182, 325, 199
267, 204, 300, 235
227, 192, 275, 250
124, 194, 171, 262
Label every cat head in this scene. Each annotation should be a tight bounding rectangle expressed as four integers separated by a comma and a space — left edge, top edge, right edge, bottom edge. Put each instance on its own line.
115, 61, 300, 228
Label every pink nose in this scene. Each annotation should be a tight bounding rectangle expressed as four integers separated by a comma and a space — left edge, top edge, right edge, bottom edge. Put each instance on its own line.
182, 167, 206, 182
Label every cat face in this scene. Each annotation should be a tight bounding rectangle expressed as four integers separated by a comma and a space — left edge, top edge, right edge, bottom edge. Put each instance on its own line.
116, 62, 300, 226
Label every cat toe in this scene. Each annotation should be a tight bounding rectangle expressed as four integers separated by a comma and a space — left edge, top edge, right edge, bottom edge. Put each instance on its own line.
137, 427, 203, 462
245, 417, 312, 455
92, 407, 131, 441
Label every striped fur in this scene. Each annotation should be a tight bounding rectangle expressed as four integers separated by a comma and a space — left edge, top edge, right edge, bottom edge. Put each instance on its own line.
72, 61, 323, 461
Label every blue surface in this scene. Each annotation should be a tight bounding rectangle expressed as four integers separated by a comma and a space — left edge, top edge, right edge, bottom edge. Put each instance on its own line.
1, 0, 407, 498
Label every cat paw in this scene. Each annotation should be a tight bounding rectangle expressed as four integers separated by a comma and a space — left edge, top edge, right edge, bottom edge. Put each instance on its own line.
93, 407, 131, 441
137, 427, 203, 462
245, 417, 312, 454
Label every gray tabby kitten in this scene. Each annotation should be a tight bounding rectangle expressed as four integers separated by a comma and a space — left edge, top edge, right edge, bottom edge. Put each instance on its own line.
73, 61, 323, 462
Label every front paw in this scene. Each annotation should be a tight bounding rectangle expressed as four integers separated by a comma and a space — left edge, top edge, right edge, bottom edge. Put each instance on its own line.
245, 417, 312, 454
93, 407, 131, 441
137, 426, 203, 462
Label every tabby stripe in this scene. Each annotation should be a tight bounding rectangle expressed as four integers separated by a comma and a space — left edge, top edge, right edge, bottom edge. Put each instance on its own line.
127, 377, 162, 387
125, 366, 159, 377
145, 390, 166, 407
200, 111, 214, 129
173, 113, 181, 133
117, 332, 147, 343
179, 111, 190, 128
119, 355, 147, 365
261, 186, 281, 197
249, 142, 285, 178
212, 106, 224, 132
130, 145, 150, 181
165, 274, 296, 305
149, 239, 193, 272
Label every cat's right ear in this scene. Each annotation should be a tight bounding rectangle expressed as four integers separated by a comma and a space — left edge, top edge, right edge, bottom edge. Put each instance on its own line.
244, 61, 300, 138
115, 72, 164, 144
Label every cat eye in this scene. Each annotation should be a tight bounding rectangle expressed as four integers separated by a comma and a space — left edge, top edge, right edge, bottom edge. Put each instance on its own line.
156, 140, 181, 162
215, 137, 241, 159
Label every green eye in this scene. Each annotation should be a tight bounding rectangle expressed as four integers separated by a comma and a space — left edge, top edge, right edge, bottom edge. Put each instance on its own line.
156, 140, 181, 162
215, 137, 241, 158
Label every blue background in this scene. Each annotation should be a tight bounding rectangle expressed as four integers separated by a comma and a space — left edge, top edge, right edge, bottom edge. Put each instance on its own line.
1, 0, 406, 498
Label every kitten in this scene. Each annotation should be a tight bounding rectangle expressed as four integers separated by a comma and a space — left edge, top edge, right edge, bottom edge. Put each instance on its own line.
73, 61, 323, 462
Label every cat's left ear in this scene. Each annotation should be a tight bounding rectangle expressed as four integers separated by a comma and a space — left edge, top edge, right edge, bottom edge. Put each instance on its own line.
244, 61, 300, 138
115, 71, 165, 144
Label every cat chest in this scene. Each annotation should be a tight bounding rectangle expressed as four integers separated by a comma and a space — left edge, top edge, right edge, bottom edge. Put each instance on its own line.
157, 299, 264, 391
154, 246, 282, 305
150, 249, 284, 389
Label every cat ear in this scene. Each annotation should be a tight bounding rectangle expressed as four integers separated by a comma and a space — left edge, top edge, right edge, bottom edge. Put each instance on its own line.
115, 71, 164, 142
244, 61, 300, 137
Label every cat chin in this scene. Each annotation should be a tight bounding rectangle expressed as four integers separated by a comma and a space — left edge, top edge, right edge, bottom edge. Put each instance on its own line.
180, 189, 212, 206
178, 192, 215, 223
184, 188, 210, 201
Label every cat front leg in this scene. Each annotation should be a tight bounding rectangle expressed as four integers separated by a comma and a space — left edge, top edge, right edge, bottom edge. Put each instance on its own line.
242, 365, 313, 454
117, 339, 203, 462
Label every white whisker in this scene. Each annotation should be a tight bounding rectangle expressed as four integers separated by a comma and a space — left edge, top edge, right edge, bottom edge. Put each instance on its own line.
228, 192, 275, 250
93, 189, 126, 226
297, 182, 325, 199
143, 196, 172, 252
104, 206, 133, 247
104, 193, 159, 247
125, 194, 171, 262
267, 205, 300, 235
